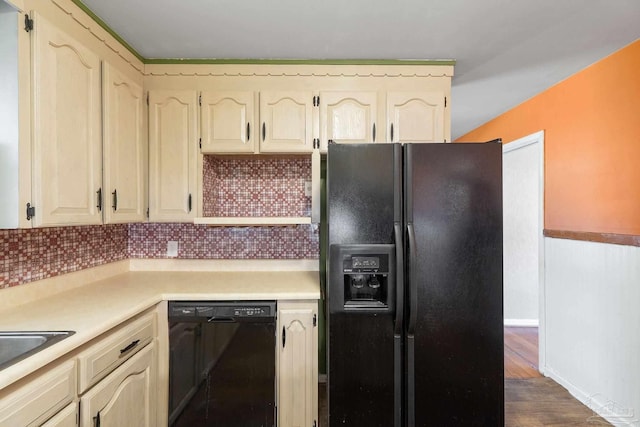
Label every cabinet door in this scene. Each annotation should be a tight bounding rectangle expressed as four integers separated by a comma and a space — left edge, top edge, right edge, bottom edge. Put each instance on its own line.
320, 91, 378, 151
80, 344, 156, 427
31, 12, 102, 226
201, 91, 255, 154
278, 301, 318, 427
41, 402, 77, 427
259, 91, 313, 153
148, 90, 198, 222
387, 91, 446, 143
103, 62, 146, 223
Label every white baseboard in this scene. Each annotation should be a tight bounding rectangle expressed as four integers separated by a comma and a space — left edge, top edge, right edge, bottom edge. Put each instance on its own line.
545, 367, 639, 427
504, 318, 539, 327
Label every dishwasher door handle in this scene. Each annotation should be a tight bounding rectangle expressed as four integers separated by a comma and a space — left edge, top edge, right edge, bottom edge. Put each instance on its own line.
207, 317, 236, 323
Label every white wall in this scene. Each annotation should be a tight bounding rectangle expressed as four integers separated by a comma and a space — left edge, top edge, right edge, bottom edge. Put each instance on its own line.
544, 237, 640, 426
0, 2, 19, 228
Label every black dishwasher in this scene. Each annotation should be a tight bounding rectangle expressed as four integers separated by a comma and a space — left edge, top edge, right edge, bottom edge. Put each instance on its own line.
168, 301, 276, 427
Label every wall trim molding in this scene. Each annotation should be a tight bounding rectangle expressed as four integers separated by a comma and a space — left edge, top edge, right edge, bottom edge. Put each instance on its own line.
545, 367, 639, 427
544, 229, 640, 247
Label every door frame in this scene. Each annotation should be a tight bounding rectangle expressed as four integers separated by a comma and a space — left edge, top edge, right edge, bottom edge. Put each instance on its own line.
502, 130, 546, 374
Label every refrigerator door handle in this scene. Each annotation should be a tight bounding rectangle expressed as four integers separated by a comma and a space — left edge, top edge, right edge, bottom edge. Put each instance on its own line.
393, 222, 404, 336
407, 222, 418, 336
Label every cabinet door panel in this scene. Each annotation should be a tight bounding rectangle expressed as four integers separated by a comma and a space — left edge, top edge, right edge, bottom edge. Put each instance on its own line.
387, 91, 445, 143
260, 92, 313, 153
103, 62, 146, 223
149, 90, 198, 222
31, 12, 102, 226
201, 91, 255, 153
80, 344, 155, 427
41, 402, 77, 427
278, 301, 318, 427
320, 91, 378, 151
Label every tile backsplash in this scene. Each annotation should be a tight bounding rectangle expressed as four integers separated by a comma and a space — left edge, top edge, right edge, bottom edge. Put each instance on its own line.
203, 155, 311, 217
1, 156, 319, 289
0, 224, 129, 288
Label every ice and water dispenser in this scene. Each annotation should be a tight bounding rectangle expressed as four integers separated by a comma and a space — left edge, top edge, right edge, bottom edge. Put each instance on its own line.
329, 244, 395, 313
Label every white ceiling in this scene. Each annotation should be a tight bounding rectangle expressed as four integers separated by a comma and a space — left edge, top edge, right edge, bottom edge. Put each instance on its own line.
81, 0, 640, 139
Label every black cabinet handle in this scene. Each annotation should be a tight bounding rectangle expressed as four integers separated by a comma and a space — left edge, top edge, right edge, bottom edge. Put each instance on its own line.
96, 188, 102, 212
188, 194, 192, 212
94, 411, 101, 427
247, 122, 250, 141
262, 122, 266, 141
112, 189, 118, 211
390, 123, 394, 141
373, 123, 376, 142
282, 326, 286, 348
119, 339, 140, 355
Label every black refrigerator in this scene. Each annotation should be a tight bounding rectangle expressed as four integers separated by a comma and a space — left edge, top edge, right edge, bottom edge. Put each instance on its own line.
326, 142, 504, 427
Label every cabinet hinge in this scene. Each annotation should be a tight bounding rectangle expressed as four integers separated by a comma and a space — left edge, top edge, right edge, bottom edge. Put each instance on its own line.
444, 96, 447, 108
312, 96, 316, 106
199, 137, 202, 149
146, 93, 149, 106
24, 14, 33, 32
313, 421, 317, 427
26, 203, 35, 220
313, 314, 317, 327
146, 207, 150, 219
199, 94, 202, 106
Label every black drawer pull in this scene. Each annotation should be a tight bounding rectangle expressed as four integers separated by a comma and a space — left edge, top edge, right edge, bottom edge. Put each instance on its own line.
120, 339, 140, 355
282, 326, 286, 348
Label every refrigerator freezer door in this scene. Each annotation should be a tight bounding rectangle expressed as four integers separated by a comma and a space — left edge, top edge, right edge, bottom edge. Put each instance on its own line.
404, 143, 504, 426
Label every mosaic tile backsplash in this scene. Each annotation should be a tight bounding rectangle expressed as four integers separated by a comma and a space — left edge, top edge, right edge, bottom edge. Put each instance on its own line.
1, 224, 129, 288
203, 155, 312, 217
1, 156, 319, 289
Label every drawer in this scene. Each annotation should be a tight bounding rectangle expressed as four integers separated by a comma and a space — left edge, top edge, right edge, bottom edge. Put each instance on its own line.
78, 310, 156, 393
0, 359, 76, 427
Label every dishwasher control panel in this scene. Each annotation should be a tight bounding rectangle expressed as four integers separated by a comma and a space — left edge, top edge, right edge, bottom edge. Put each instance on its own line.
169, 301, 276, 320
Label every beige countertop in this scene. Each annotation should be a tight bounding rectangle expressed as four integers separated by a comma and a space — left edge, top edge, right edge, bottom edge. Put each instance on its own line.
0, 259, 320, 391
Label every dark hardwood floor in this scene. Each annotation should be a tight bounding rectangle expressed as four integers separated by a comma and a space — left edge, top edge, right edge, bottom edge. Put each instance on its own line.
318, 327, 611, 426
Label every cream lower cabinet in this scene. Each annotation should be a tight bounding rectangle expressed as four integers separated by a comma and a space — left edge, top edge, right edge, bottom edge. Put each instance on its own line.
387, 91, 448, 143
319, 91, 379, 151
102, 62, 147, 224
0, 359, 77, 427
277, 300, 318, 427
31, 12, 102, 226
148, 90, 199, 222
79, 344, 156, 427
41, 402, 78, 427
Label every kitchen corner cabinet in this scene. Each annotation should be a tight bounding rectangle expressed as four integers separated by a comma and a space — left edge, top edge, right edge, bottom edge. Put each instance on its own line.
319, 91, 379, 151
31, 12, 102, 226
148, 90, 199, 222
277, 301, 318, 427
80, 344, 156, 427
387, 91, 448, 143
102, 62, 147, 224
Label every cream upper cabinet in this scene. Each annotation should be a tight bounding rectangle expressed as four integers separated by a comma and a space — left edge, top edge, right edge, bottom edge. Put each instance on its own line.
31, 12, 102, 226
387, 91, 447, 143
148, 90, 199, 222
200, 91, 255, 154
102, 62, 147, 223
259, 91, 314, 153
79, 344, 156, 427
319, 91, 379, 151
277, 301, 318, 427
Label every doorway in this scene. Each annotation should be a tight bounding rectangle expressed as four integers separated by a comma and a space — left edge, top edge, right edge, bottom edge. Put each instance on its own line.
502, 130, 545, 371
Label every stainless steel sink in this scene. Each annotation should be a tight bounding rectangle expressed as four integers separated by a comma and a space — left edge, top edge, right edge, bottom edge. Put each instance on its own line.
0, 331, 75, 370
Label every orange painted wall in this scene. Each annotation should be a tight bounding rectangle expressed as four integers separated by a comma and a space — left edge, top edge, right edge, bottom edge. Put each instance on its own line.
457, 40, 640, 236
